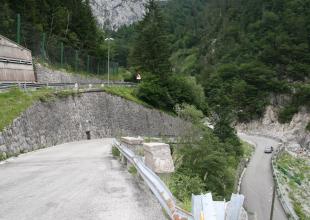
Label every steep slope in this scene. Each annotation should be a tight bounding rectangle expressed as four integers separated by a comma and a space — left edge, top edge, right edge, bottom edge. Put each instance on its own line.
90, 0, 168, 30
90, 0, 148, 30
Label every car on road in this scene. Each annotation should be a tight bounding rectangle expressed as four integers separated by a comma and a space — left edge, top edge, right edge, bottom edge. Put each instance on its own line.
264, 146, 273, 153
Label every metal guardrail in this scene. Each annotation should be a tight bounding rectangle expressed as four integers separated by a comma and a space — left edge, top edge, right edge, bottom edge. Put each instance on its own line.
272, 144, 299, 220
113, 140, 193, 220
0, 56, 32, 65
0, 82, 136, 91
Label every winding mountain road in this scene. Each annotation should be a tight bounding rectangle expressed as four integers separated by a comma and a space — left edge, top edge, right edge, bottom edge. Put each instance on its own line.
239, 133, 287, 220
0, 139, 165, 220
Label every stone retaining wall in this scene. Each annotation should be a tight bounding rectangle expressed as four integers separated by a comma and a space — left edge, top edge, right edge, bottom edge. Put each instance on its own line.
0, 91, 190, 157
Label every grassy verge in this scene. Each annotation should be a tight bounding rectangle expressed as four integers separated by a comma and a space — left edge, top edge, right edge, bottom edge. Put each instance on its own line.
277, 152, 310, 219
112, 145, 121, 157
0, 88, 81, 132
102, 86, 150, 107
0, 88, 52, 131
241, 140, 254, 159
0, 86, 155, 133
128, 165, 138, 176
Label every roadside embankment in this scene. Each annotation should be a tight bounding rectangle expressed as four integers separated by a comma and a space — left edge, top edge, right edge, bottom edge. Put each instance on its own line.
35, 63, 106, 84
0, 91, 190, 158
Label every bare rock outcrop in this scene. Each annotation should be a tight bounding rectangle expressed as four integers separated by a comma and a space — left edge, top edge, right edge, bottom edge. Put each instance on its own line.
237, 105, 310, 152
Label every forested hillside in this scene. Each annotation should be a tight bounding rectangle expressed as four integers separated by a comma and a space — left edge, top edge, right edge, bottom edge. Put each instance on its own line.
112, 1, 310, 204
0, 0, 105, 56
164, 0, 310, 122
115, 0, 310, 123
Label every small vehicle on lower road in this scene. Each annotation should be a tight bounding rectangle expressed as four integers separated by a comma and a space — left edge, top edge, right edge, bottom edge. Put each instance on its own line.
264, 146, 273, 153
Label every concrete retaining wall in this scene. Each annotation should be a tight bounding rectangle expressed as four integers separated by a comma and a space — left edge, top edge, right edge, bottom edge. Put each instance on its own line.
0, 35, 32, 61
0, 91, 190, 157
0, 34, 35, 82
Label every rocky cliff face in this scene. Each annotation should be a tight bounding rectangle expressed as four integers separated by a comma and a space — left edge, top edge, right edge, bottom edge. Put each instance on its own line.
90, 0, 148, 30
237, 105, 310, 153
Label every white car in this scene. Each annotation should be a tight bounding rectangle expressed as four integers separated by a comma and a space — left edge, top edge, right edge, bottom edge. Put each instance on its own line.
264, 146, 273, 153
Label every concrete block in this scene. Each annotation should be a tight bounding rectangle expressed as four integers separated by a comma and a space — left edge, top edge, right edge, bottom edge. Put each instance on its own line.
143, 142, 175, 174
121, 136, 144, 145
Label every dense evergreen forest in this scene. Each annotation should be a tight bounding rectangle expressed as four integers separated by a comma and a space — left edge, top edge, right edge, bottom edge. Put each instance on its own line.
0, 0, 105, 56
116, 0, 310, 122
165, 0, 310, 122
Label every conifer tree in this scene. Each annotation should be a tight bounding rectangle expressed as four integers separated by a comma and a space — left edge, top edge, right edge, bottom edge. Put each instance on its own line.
130, 0, 171, 78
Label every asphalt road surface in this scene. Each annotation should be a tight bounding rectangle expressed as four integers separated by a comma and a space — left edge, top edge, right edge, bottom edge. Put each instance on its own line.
239, 133, 288, 220
0, 139, 165, 220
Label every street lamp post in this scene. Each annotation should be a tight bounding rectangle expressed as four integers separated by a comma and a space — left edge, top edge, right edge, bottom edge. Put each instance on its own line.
105, 37, 114, 86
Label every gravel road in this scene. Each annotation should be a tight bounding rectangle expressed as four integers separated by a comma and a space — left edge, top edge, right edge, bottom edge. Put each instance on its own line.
0, 139, 166, 220
239, 133, 287, 220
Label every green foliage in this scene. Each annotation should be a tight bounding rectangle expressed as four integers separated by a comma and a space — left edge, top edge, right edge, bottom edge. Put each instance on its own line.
293, 202, 308, 220
55, 90, 78, 99
119, 0, 310, 122
0, 0, 15, 40
102, 86, 150, 107
306, 122, 310, 132
174, 129, 242, 200
129, 0, 208, 112
167, 75, 206, 111
213, 118, 243, 157
0, 152, 7, 161
168, 172, 206, 202
128, 165, 137, 176
0, 88, 53, 131
181, 197, 192, 212
112, 146, 120, 157
136, 74, 171, 109
137, 73, 206, 112
278, 105, 299, 124
130, 0, 171, 78
175, 103, 204, 124
277, 151, 310, 218
292, 84, 310, 108
2, 0, 107, 70
241, 140, 254, 159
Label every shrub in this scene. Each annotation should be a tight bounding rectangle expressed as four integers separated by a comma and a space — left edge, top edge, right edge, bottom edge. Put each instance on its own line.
278, 105, 298, 124
168, 172, 206, 202
112, 146, 120, 157
137, 74, 206, 112
293, 202, 307, 220
174, 103, 204, 124
167, 75, 206, 109
175, 129, 242, 199
306, 122, 310, 132
137, 75, 172, 109
128, 165, 137, 175
0, 152, 7, 161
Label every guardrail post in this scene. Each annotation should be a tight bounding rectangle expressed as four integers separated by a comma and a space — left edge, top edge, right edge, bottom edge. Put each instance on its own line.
60, 42, 64, 67
16, 14, 21, 44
